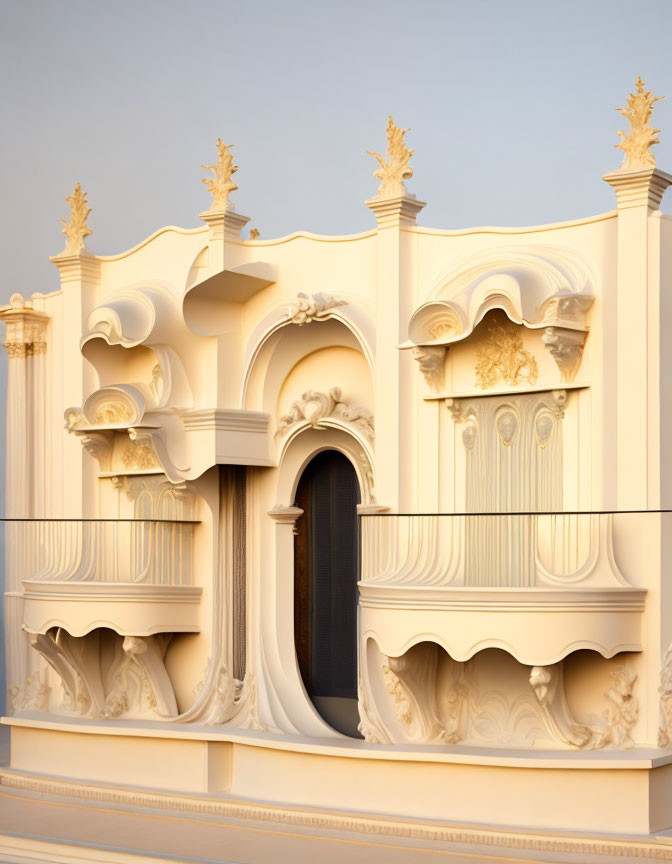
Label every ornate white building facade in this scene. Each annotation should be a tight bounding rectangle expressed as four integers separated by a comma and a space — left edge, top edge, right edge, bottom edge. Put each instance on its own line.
3, 79, 672, 859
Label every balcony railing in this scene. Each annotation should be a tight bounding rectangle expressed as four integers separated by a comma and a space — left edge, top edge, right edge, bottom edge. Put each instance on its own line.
2, 519, 201, 637
359, 511, 642, 589
358, 511, 650, 665
3, 519, 196, 588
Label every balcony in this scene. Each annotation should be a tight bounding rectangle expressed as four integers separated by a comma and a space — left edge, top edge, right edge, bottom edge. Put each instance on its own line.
358, 512, 647, 666
5, 519, 201, 637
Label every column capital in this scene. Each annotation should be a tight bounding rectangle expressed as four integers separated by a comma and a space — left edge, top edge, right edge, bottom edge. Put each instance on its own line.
0, 294, 49, 359
603, 167, 672, 210
267, 505, 303, 524
49, 249, 100, 287
199, 205, 250, 240
365, 193, 426, 229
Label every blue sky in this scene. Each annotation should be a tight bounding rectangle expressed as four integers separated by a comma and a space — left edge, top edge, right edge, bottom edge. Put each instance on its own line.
3, 0, 672, 494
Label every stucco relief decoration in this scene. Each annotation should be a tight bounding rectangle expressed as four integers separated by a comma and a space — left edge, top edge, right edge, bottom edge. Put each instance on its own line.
9, 671, 50, 713
413, 345, 445, 392
367, 116, 414, 198
57, 182, 93, 256
93, 401, 134, 425
615, 76, 663, 170
475, 318, 538, 389
276, 387, 374, 443
202, 138, 238, 210
122, 442, 158, 471
286, 292, 347, 325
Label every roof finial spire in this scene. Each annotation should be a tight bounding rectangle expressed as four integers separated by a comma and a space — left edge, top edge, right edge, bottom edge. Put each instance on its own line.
202, 138, 238, 211
58, 182, 92, 255
615, 76, 663, 171
367, 116, 414, 197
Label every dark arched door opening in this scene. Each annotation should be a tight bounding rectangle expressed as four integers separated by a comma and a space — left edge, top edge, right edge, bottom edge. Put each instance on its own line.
294, 449, 362, 737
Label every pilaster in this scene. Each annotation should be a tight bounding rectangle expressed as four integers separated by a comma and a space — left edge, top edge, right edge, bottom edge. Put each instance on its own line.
603, 169, 672, 510
0, 293, 50, 710
366, 194, 425, 510
199, 206, 250, 273
50, 250, 101, 518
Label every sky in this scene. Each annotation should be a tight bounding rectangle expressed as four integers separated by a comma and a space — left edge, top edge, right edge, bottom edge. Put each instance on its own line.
2, 0, 672, 702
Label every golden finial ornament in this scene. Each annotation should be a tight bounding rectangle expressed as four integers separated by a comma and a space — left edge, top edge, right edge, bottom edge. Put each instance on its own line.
368, 116, 415, 197
202, 138, 238, 210
58, 182, 92, 255
615, 76, 664, 171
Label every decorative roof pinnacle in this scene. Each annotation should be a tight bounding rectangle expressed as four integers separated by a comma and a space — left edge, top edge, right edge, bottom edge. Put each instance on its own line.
367, 116, 415, 198
615, 76, 663, 171
202, 138, 238, 211
56, 182, 92, 256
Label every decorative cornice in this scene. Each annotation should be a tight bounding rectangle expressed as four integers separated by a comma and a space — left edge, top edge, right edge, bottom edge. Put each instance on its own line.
182, 408, 269, 433
49, 249, 101, 285
603, 167, 672, 210
365, 193, 426, 228
199, 206, 250, 240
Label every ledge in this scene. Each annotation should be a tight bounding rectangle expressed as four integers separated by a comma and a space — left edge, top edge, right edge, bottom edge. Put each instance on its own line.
22, 581, 202, 637
3, 713, 671, 769
359, 584, 646, 665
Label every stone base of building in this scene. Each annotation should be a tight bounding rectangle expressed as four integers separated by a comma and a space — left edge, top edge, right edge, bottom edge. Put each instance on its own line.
5, 715, 672, 860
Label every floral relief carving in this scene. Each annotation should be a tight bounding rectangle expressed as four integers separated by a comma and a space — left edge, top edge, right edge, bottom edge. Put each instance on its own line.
122, 442, 159, 471
367, 116, 414, 198
286, 292, 347, 325
9, 670, 50, 712
276, 387, 374, 443
475, 318, 538, 390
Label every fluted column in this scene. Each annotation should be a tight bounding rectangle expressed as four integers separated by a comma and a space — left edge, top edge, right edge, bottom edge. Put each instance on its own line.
0, 293, 50, 711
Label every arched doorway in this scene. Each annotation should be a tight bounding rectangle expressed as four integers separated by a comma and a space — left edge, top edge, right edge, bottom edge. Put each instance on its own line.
294, 449, 362, 737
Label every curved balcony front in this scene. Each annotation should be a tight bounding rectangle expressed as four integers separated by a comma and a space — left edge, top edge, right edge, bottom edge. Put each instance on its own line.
359, 512, 647, 666
5, 520, 201, 638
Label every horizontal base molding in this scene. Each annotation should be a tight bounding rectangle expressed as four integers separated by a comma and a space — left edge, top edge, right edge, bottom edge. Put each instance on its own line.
5, 718, 672, 836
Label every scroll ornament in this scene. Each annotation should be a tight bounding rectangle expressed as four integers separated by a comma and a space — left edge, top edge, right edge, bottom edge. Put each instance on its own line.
276, 387, 374, 443
287, 292, 347, 325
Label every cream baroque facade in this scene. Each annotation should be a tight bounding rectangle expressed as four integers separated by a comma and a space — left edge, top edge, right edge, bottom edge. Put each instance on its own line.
4, 80, 672, 859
